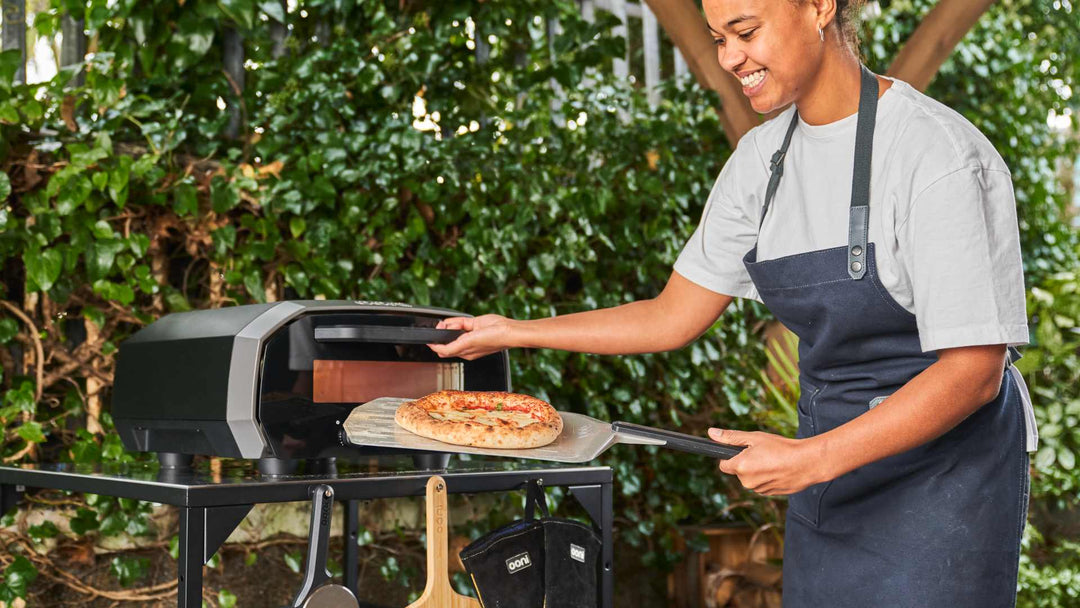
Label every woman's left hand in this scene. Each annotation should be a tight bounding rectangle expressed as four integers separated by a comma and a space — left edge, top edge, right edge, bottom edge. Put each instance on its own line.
708, 428, 833, 496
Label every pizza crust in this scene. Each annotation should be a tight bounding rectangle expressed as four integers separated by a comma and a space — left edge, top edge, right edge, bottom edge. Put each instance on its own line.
394, 390, 563, 449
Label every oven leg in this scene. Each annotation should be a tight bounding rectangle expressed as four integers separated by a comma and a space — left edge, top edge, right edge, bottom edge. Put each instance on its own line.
345, 500, 359, 596
178, 507, 205, 608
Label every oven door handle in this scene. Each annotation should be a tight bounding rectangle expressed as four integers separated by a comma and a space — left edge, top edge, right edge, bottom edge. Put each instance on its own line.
313, 325, 465, 345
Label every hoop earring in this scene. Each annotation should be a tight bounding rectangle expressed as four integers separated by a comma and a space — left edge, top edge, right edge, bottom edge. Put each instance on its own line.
818, 27, 824, 42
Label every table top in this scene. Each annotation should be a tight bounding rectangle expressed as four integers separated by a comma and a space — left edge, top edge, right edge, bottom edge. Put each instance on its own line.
0, 456, 611, 507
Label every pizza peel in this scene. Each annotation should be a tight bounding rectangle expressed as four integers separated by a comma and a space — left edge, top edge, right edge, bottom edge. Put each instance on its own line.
342, 397, 745, 463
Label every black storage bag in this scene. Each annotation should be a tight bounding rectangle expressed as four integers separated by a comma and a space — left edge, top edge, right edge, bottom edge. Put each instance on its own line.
459, 485, 547, 608
460, 482, 601, 608
541, 517, 601, 608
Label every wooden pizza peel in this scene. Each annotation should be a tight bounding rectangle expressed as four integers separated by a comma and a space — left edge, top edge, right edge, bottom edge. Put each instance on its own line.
342, 397, 744, 462
407, 476, 481, 608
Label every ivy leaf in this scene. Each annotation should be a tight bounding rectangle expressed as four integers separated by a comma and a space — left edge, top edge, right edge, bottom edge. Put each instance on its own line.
283, 550, 303, 574
83, 307, 106, 330
69, 508, 100, 535
173, 182, 198, 216
1035, 446, 1056, 470
211, 178, 239, 213
24, 248, 63, 292
0, 555, 37, 601
260, 1, 285, 23
289, 216, 306, 238
284, 265, 309, 294
16, 421, 46, 443
0, 171, 10, 201
0, 319, 17, 344
87, 239, 126, 281
212, 225, 237, 256
92, 280, 135, 305
1059, 448, 1076, 471
165, 291, 192, 312
0, 102, 18, 124
70, 436, 101, 464
244, 268, 266, 303
219, 0, 256, 30
28, 520, 60, 541
56, 174, 93, 215
175, 21, 215, 58
109, 555, 150, 587
108, 157, 132, 207
128, 234, 151, 258
0, 50, 21, 91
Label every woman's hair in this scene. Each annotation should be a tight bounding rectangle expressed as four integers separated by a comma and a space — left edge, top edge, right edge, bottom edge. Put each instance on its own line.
793, 0, 866, 51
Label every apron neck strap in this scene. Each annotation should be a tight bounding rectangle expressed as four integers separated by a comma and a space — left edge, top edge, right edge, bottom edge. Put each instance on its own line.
757, 65, 881, 280
757, 111, 799, 231
847, 64, 880, 279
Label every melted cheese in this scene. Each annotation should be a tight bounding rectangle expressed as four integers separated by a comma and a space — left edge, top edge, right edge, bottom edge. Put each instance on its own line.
429, 409, 538, 428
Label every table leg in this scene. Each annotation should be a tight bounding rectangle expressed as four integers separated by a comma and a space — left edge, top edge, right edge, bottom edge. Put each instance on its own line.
345, 500, 359, 596
600, 481, 613, 608
178, 507, 205, 608
568, 483, 615, 608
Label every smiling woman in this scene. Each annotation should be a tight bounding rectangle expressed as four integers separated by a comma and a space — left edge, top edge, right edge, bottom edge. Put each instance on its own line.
432, 0, 1036, 606
704, 0, 873, 120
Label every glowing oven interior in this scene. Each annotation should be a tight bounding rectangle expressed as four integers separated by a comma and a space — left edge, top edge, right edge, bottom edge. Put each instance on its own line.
312, 360, 463, 403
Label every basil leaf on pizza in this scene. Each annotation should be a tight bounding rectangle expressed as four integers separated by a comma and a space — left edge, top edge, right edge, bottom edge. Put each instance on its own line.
394, 390, 563, 449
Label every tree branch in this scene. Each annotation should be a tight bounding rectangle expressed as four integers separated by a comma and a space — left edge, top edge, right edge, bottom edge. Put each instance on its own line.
642, 0, 761, 146
886, 0, 997, 92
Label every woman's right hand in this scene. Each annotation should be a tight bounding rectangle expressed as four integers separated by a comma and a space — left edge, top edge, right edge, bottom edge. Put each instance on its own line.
429, 314, 516, 360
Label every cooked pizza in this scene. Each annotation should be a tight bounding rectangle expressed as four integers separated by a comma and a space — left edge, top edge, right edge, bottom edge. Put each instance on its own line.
394, 390, 563, 449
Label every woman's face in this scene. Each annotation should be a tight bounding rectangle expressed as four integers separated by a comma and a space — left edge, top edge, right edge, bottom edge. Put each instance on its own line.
703, 0, 824, 113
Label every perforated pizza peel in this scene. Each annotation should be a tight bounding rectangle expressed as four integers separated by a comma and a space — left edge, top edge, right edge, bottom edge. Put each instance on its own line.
342, 397, 744, 463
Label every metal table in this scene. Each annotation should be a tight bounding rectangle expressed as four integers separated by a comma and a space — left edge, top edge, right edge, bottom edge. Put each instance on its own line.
0, 457, 613, 607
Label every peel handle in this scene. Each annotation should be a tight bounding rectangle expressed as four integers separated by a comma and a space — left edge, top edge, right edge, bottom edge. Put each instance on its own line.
612, 421, 745, 459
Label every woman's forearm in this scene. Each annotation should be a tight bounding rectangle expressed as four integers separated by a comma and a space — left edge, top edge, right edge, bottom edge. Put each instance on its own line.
810, 345, 1007, 483
505, 272, 734, 356
507, 300, 682, 355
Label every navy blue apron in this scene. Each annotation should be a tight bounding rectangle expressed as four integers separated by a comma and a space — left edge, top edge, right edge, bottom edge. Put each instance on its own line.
742, 66, 1031, 608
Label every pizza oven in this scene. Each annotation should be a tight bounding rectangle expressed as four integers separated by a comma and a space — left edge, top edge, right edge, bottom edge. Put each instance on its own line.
111, 300, 510, 463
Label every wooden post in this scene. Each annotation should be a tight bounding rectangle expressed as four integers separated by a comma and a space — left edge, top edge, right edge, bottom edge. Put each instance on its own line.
579, 0, 596, 90
641, 2, 661, 106
222, 27, 244, 140
596, 0, 629, 80
60, 14, 86, 87
673, 48, 688, 78
1, 0, 26, 84
270, 0, 288, 58
546, 17, 564, 113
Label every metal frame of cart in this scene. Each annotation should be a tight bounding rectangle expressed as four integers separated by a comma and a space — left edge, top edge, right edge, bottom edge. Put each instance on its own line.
0, 461, 614, 608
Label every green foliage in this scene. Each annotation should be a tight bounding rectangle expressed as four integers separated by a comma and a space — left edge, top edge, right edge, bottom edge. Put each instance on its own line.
1021, 268, 1080, 504
218, 588, 239, 608
283, 549, 303, 574
0, 0, 1076, 601
752, 331, 800, 438
1017, 526, 1080, 607
0, 555, 37, 604
109, 554, 151, 587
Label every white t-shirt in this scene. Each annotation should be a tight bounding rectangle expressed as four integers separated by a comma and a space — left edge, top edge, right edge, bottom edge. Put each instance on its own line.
674, 77, 1029, 353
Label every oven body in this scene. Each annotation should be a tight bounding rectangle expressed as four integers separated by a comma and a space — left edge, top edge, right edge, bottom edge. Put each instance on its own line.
112, 300, 510, 459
